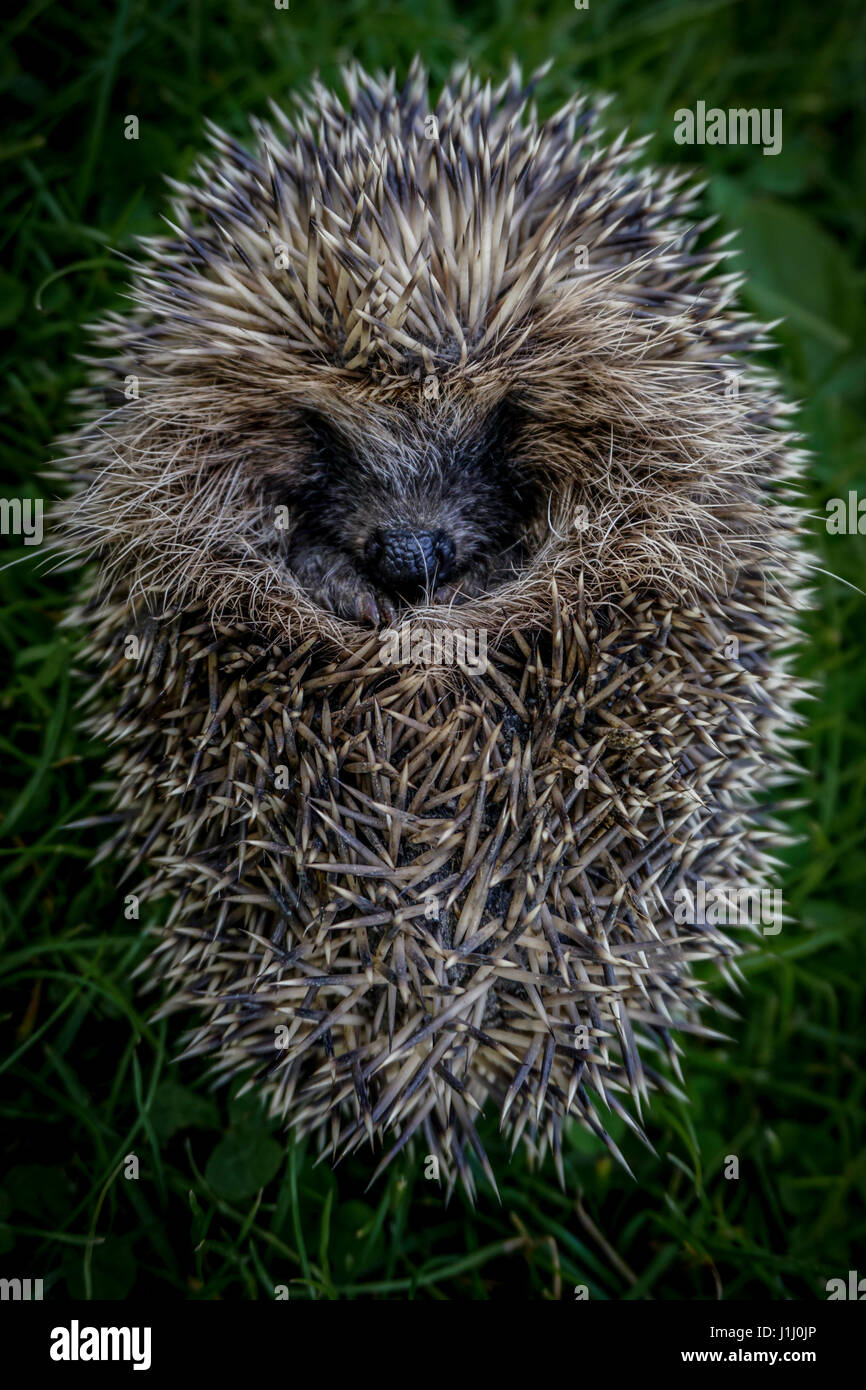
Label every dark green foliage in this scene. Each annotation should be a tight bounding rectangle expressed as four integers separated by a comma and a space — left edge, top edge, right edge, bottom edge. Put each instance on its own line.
1, 0, 864, 1299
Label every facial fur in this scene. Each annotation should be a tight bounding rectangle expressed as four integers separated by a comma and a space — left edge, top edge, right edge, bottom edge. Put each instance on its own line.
273, 398, 539, 622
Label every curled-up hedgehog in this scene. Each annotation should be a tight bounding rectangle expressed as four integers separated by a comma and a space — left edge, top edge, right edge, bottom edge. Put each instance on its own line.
57, 59, 809, 1199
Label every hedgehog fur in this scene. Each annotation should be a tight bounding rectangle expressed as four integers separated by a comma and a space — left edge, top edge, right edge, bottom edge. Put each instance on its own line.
57, 59, 810, 1199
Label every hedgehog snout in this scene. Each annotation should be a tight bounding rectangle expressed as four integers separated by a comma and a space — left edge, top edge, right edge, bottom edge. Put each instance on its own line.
365, 527, 456, 592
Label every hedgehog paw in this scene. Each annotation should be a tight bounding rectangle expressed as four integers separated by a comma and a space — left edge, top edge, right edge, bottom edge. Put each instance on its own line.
285, 538, 398, 626
354, 586, 399, 627
307, 576, 397, 627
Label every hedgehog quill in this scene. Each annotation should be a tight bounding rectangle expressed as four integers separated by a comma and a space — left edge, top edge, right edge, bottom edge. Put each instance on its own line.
57, 60, 810, 1200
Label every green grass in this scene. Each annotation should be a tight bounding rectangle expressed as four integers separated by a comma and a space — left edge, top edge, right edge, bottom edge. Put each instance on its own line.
1, 0, 865, 1300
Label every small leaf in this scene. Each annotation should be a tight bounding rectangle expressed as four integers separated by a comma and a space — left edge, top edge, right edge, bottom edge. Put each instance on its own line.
205, 1132, 283, 1200
5, 1165, 74, 1221
149, 1082, 219, 1142
65, 1237, 137, 1300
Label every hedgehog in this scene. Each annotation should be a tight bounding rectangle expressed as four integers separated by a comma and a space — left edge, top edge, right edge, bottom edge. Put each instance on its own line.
56, 59, 810, 1200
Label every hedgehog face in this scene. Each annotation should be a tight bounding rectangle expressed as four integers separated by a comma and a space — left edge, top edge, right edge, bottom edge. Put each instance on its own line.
278, 399, 540, 621
61, 61, 789, 645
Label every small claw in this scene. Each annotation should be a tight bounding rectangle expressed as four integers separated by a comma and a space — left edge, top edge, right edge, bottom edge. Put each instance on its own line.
356, 591, 381, 626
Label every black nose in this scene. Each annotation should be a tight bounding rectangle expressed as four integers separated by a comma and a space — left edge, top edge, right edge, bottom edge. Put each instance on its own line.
365, 528, 456, 591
